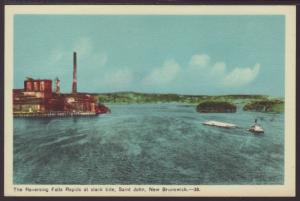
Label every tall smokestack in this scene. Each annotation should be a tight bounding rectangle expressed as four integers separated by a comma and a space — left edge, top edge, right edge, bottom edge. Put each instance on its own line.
72, 52, 77, 94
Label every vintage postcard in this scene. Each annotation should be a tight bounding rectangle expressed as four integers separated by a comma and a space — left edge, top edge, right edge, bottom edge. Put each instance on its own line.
4, 5, 296, 196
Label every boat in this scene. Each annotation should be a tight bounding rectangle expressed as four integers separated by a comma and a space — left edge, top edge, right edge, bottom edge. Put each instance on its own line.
202, 120, 237, 128
247, 124, 264, 134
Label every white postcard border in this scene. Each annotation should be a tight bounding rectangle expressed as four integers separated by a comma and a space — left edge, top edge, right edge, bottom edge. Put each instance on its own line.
4, 5, 296, 197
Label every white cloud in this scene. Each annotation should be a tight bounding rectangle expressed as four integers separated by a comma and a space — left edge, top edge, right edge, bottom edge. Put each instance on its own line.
102, 68, 134, 89
139, 53, 259, 92
222, 63, 260, 87
143, 59, 180, 85
183, 54, 260, 87
189, 54, 210, 69
210, 62, 226, 76
46, 38, 107, 73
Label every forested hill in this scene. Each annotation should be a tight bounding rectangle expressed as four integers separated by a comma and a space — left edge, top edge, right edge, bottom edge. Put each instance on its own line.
95, 92, 277, 104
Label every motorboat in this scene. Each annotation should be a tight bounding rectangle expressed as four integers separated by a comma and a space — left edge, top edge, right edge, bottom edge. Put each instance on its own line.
247, 124, 264, 134
202, 120, 237, 129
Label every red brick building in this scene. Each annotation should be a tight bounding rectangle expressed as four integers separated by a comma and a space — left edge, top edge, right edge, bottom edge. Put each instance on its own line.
13, 52, 109, 116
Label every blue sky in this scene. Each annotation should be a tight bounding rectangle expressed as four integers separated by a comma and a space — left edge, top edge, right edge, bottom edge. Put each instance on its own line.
14, 15, 285, 96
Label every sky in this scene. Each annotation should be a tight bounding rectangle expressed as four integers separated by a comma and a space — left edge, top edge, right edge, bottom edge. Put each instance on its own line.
14, 15, 285, 96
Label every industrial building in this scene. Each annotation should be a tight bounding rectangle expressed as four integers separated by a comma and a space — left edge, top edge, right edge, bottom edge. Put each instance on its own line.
13, 52, 109, 117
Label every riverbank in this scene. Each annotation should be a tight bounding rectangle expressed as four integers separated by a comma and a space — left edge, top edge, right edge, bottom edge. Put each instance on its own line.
96, 92, 270, 104
95, 92, 284, 113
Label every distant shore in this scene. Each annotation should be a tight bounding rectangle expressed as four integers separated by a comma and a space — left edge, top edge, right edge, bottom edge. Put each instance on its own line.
93, 92, 284, 113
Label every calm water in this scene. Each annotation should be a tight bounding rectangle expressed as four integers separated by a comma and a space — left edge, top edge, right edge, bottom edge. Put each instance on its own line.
13, 104, 284, 184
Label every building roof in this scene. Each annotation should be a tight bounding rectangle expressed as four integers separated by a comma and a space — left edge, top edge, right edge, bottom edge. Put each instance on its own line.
25, 79, 52, 82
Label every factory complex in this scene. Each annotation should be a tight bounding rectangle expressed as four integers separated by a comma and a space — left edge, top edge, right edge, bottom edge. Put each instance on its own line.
13, 52, 110, 117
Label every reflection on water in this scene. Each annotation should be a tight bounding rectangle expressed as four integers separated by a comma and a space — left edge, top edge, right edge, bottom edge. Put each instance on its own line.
13, 104, 284, 184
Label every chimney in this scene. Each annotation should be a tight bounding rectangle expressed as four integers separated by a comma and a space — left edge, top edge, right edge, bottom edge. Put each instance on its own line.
72, 52, 77, 94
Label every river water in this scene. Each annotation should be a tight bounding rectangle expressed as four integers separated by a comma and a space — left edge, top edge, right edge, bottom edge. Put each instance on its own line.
13, 104, 284, 184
